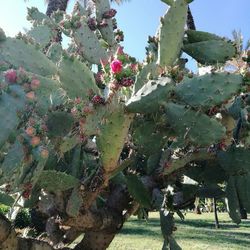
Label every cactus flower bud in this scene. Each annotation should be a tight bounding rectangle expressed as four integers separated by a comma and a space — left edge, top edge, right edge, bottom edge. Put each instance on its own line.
30, 79, 40, 90
26, 127, 35, 136
110, 59, 123, 74
31, 136, 41, 147
26, 91, 36, 100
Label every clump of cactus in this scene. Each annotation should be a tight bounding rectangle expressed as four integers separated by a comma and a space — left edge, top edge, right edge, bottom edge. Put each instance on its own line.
0, 0, 250, 249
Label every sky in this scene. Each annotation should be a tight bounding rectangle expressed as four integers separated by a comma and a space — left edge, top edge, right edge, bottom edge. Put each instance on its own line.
0, 0, 250, 62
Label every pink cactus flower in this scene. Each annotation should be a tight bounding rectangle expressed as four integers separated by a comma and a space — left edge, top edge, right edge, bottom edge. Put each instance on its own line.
5, 69, 17, 83
110, 59, 123, 74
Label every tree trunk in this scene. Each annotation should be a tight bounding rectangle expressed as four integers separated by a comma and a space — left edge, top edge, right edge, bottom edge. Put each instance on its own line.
46, 0, 69, 44
46, 0, 69, 16
194, 197, 201, 214
213, 198, 220, 229
187, 6, 196, 30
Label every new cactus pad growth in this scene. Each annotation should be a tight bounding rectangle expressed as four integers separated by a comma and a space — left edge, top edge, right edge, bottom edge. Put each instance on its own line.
0, 1, 249, 249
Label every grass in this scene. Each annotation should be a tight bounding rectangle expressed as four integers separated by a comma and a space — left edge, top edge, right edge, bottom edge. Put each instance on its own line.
108, 212, 250, 250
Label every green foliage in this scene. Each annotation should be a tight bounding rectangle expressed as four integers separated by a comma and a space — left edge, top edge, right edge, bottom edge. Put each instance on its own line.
14, 209, 31, 229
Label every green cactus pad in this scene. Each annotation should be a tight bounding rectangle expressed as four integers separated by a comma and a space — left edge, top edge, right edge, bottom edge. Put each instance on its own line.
58, 56, 100, 99
165, 103, 226, 146
27, 7, 49, 24
83, 105, 107, 136
186, 30, 222, 43
46, 111, 74, 137
160, 210, 175, 240
27, 25, 53, 48
235, 174, 250, 212
126, 174, 151, 208
0, 192, 15, 206
46, 42, 63, 63
226, 96, 244, 120
196, 184, 225, 199
0, 89, 26, 147
126, 77, 174, 114
95, 0, 116, 46
59, 136, 79, 155
97, 106, 133, 173
72, 17, 108, 64
133, 62, 160, 94
17, 154, 48, 189
161, 0, 174, 6
146, 152, 162, 175
66, 187, 82, 217
31, 74, 66, 115
183, 40, 236, 65
0, 38, 57, 76
37, 170, 79, 192
217, 147, 250, 174
132, 120, 169, 156
157, 0, 187, 67
0, 141, 24, 185
226, 176, 241, 224
175, 73, 243, 111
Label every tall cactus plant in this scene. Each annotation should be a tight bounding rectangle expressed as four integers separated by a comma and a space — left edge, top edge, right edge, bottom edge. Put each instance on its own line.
0, 0, 250, 249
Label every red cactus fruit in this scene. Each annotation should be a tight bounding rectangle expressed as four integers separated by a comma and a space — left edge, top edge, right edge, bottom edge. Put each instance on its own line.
120, 77, 134, 87
103, 9, 117, 19
5, 69, 17, 83
91, 95, 105, 105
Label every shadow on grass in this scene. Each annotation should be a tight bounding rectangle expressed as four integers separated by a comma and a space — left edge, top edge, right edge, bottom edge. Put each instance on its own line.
120, 226, 161, 237
176, 231, 250, 246
122, 216, 250, 248
176, 219, 241, 229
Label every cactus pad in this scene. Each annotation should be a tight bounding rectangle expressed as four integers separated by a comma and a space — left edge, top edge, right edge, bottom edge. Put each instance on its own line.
126, 77, 174, 114
175, 73, 243, 111
165, 102, 226, 146
157, 0, 187, 67
183, 40, 236, 65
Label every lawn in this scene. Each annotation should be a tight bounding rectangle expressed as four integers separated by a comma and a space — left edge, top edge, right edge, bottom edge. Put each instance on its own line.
108, 212, 250, 250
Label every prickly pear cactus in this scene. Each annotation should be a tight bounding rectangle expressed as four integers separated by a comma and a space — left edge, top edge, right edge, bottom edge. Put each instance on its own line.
0, 0, 250, 249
